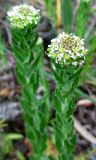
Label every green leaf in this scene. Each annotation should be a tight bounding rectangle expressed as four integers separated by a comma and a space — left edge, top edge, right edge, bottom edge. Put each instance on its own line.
6, 133, 23, 140
75, 88, 96, 104
25, 124, 37, 142
53, 92, 62, 113
76, 0, 90, 37
65, 133, 77, 154
20, 98, 35, 120
30, 51, 42, 72
16, 151, 25, 160
52, 68, 63, 84
66, 99, 75, 117
15, 65, 26, 86
83, 34, 96, 74
55, 134, 62, 151
23, 86, 32, 102
56, 112, 63, 126
12, 42, 24, 63
68, 67, 82, 81
39, 112, 48, 130
61, 0, 73, 32
23, 52, 34, 64
45, 0, 52, 17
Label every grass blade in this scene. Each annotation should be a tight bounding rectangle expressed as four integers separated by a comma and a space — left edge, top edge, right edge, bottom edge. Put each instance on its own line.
61, 0, 73, 33
76, 0, 90, 38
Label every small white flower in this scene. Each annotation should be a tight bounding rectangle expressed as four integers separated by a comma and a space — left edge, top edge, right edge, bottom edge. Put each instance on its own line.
57, 53, 63, 61
72, 62, 77, 66
70, 54, 76, 59
27, 16, 32, 23
79, 60, 84, 66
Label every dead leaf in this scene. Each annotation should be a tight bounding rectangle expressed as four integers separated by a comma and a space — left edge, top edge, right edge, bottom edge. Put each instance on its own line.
0, 88, 11, 97
46, 138, 59, 158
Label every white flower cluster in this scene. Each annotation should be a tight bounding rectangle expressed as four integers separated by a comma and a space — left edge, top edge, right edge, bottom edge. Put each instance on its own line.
7, 4, 40, 29
47, 32, 87, 66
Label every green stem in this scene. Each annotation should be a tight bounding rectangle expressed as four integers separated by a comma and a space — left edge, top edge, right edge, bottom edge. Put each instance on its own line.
11, 29, 49, 159
53, 65, 82, 159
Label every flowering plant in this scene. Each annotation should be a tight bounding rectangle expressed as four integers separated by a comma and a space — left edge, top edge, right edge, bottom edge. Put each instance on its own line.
7, 4, 50, 160
47, 32, 87, 160
7, 3, 88, 159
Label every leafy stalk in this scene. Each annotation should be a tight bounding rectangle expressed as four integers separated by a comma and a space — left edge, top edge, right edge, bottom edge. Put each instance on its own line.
47, 32, 87, 159
7, 4, 50, 160
53, 65, 82, 160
